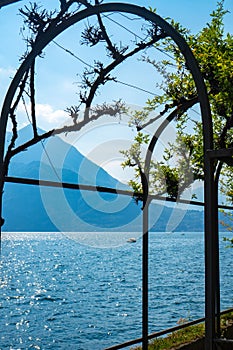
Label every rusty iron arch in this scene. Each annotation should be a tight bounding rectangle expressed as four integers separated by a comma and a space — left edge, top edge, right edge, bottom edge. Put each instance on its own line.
0, 3, 226, 350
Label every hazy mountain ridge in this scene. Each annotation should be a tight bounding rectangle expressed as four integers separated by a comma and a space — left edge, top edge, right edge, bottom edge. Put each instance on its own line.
3, 125, 227, 232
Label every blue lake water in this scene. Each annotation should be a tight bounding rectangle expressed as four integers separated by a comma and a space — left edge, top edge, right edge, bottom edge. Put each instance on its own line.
0, 231, 232, 349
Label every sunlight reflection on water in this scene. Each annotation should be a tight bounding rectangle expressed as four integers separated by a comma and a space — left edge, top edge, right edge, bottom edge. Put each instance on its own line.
0, 232, 232, 349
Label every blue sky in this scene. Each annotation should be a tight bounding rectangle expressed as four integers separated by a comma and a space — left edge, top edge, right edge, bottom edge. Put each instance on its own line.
0, 0, 233, 185
1, 0, 233, 127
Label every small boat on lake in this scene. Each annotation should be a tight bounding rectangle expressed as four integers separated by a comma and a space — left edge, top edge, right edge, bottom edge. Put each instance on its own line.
127, 237, 137, 243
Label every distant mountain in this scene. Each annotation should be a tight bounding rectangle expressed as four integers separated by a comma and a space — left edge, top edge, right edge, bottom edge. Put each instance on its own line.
3, 125, 142, 232
2, 125, 228, 232
6, 126, 121, 188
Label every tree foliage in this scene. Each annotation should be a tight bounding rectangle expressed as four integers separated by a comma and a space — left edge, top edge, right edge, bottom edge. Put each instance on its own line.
123, 0, 233, 203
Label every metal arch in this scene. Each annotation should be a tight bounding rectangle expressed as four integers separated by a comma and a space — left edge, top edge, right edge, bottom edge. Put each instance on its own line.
0, 3, 213, 166
0, 0, 22, 8
142, 110, 218, 349
0, 3, 217, 350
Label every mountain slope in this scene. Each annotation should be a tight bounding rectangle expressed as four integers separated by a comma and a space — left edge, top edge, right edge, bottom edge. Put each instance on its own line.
3, 125, 227, 233
4, 125, 142, 231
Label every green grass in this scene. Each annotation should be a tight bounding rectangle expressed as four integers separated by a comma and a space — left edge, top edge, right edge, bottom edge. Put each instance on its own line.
133, 323, 204, 350
133, 311, 233, 350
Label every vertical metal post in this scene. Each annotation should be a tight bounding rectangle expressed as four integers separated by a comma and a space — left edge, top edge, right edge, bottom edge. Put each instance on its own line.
0, 200, 2, 252
142, 200, 149, 350
214, 172, 221, 338
215, 240, 221, 339
204, 153, 220, 350
0, 162, 4, 253
215, 231, 221, 339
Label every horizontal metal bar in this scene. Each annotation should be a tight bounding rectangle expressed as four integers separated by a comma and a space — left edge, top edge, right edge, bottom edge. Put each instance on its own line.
155, 194, 205, 207
104, 336, 142, 350
214, 338, 233, 344
219, 307, 233, 315
207, 148, 233, 159
148, 317, 206, 340
4, 176, 133, 196
218, 204, 233, 210
105, 317, 206, 350
4, 176, 233, 211
105, 307, 233, 350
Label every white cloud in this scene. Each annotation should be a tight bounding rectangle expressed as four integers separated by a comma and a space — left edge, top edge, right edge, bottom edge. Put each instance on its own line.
35, 104, 66, 128
0, 66, 16, 78
0, 66, 69, 131
0, 66, 17, 105
15, 101, 67, 131
103, 158, 135, 184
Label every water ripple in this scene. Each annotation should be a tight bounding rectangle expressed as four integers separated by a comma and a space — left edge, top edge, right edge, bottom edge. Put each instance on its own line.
0, 232, 232, 349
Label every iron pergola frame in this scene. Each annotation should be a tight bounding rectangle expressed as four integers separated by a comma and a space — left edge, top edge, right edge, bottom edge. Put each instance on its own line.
0, 0, 21, 8
0, 3, 232, 349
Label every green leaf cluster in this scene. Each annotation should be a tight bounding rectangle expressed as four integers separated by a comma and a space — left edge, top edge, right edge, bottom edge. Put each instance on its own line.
123, 0, 233, 205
